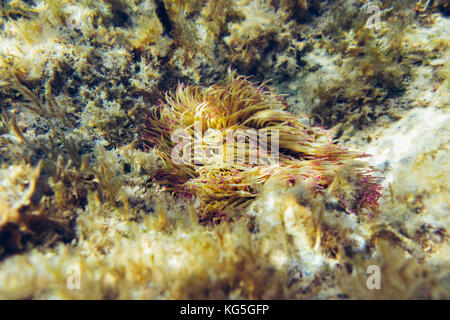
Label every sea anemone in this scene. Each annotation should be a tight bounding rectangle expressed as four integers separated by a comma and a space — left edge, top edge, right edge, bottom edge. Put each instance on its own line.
142, 69, 382, 223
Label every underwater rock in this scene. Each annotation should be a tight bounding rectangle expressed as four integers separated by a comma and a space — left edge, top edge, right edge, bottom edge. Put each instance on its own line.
0, 0, 448, 300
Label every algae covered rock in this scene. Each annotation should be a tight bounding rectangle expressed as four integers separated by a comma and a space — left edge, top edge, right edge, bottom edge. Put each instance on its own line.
0, 0, 448, 300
